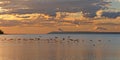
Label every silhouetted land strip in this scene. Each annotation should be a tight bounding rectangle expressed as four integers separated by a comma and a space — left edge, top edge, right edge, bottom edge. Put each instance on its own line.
0, 30, 4, 34
48, 31, 120, 34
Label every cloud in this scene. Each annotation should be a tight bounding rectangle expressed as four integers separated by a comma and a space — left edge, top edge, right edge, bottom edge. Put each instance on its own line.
55, 12, 88, 20
0, 13, 52, 20
0, 20, 21, 27
95, 10, 104, 18
106, 0, 120, 2
0, 13, 53, 27
102, 12, 120, 18
0, 0, 110, 17
0, 19, 37, 27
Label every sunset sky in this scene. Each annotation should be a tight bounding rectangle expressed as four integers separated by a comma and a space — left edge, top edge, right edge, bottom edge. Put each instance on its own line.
0, 0, 120, 34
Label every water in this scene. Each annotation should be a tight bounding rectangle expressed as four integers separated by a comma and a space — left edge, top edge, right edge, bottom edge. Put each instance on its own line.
0, 34, 120, 60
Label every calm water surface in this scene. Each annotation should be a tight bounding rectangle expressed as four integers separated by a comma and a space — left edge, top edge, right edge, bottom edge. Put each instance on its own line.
0, 34, 120, 60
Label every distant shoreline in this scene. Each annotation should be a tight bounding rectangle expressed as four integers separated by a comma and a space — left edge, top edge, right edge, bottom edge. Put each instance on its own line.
48, 31, 120, 34
2, 31, 120, 35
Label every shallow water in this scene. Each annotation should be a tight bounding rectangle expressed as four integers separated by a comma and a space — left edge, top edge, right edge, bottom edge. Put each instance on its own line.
0, 34, 120, 60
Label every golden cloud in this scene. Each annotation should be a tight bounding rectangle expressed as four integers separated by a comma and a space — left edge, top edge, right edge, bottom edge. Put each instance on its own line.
0, 1, 10, 5
0, 13, 52, 20
55, 12, 89, 21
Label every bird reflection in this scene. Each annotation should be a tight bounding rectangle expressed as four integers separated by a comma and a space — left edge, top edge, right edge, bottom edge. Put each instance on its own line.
98, 40, 101, 42
90, 40, 93, 42
82, 40, 84, 42
108, 40, 111, 42
93, 44, 95, 47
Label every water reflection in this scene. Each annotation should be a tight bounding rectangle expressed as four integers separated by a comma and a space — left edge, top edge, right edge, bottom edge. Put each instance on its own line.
0, 34, 120, 60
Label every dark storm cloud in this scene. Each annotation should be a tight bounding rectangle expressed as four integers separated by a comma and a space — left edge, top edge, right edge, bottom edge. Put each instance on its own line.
102, 12, 120, 18
0, 0, 110, 17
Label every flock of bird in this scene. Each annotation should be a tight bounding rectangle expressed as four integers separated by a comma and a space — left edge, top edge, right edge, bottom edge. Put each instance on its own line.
0, 36, 112, 47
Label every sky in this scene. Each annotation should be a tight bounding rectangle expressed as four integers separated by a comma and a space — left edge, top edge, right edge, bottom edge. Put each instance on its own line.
110, 0, 120, 10
0, 0, 120, 34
